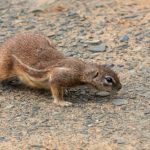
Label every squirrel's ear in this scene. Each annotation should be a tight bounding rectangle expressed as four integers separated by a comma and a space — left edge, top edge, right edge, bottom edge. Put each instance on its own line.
82, 68, 99, 82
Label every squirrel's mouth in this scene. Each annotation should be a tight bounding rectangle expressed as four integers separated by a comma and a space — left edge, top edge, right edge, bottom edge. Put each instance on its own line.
109, 90, 118, 96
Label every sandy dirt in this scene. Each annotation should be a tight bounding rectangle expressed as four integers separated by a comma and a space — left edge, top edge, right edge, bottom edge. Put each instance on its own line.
0, 0, 150, 149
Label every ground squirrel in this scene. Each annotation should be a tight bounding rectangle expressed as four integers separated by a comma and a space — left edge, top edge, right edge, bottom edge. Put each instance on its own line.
0, 32, 122, 106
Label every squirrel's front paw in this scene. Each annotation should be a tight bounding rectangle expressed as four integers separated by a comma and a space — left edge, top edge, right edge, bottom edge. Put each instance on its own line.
54, 100, 73, 107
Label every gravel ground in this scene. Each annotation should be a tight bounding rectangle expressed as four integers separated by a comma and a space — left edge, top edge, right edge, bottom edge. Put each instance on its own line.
0, 0, 150, 149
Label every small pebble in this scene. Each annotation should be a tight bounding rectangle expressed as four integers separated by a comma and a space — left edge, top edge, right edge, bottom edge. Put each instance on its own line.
95, 4, 104, 8
112, 99, 128, 106
120, 35, 129, 42
89, 43, 106, 52
96, 91, 110, 97
0, 19, 3, 23
31, 144, 44, 148
25, 25, 35, 30
117, 44, 129, 50
144, 109, 150, 114
65, 51, 78, 56
30, 8, 43, 13
0, 136, 6, 141
115, 137, 126, 144
67, 10, 77, 17
4, 104, 14, 109
83, 40, 100, 44
146, 67, 150, 73
103, 64, 115, 68
123, 15, 138, 19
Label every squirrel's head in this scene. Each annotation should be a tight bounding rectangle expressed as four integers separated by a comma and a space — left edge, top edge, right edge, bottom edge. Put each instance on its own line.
82, 64, 122, 94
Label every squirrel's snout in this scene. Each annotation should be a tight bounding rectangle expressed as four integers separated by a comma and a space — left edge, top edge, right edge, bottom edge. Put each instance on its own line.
117, 84, 122, 91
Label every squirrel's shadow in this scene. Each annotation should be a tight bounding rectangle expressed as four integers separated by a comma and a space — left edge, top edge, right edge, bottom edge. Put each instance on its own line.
64, 87, 113, 105
1, 77, 113, 105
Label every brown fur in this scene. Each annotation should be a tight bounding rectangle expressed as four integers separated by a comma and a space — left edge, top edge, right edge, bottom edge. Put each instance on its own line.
0, 32, 122, 106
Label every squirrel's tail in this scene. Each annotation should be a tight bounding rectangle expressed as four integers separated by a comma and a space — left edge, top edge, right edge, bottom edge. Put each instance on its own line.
12, 55, 49, 77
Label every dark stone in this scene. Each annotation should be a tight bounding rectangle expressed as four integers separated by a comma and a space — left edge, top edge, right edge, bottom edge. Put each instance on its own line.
120, 35, 129, 42
144, 109, 150, 114
57, 31, 65, 36
103, 64, 115, 68
0, 136, 6, 141
0, 19, 3, 23
31, 9, 43, 13
67, 10, 77, 17
117, 44, 129, 50
31, 144, 44, 148
123, 15, 138, 19
25, 25, 35, 30
60, 26, 67, 31
145, 40, 150, 44
65, 51, 78, 56
117, 64, 124, 68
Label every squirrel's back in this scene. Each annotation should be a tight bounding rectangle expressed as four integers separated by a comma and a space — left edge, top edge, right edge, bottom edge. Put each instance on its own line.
0, 32, 64, 70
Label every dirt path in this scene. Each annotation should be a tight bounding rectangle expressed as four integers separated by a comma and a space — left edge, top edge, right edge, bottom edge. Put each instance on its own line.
0, 0, 150, 149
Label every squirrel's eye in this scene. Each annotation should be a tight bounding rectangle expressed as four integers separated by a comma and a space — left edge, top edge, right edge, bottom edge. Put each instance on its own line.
105, 76, 114, 83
